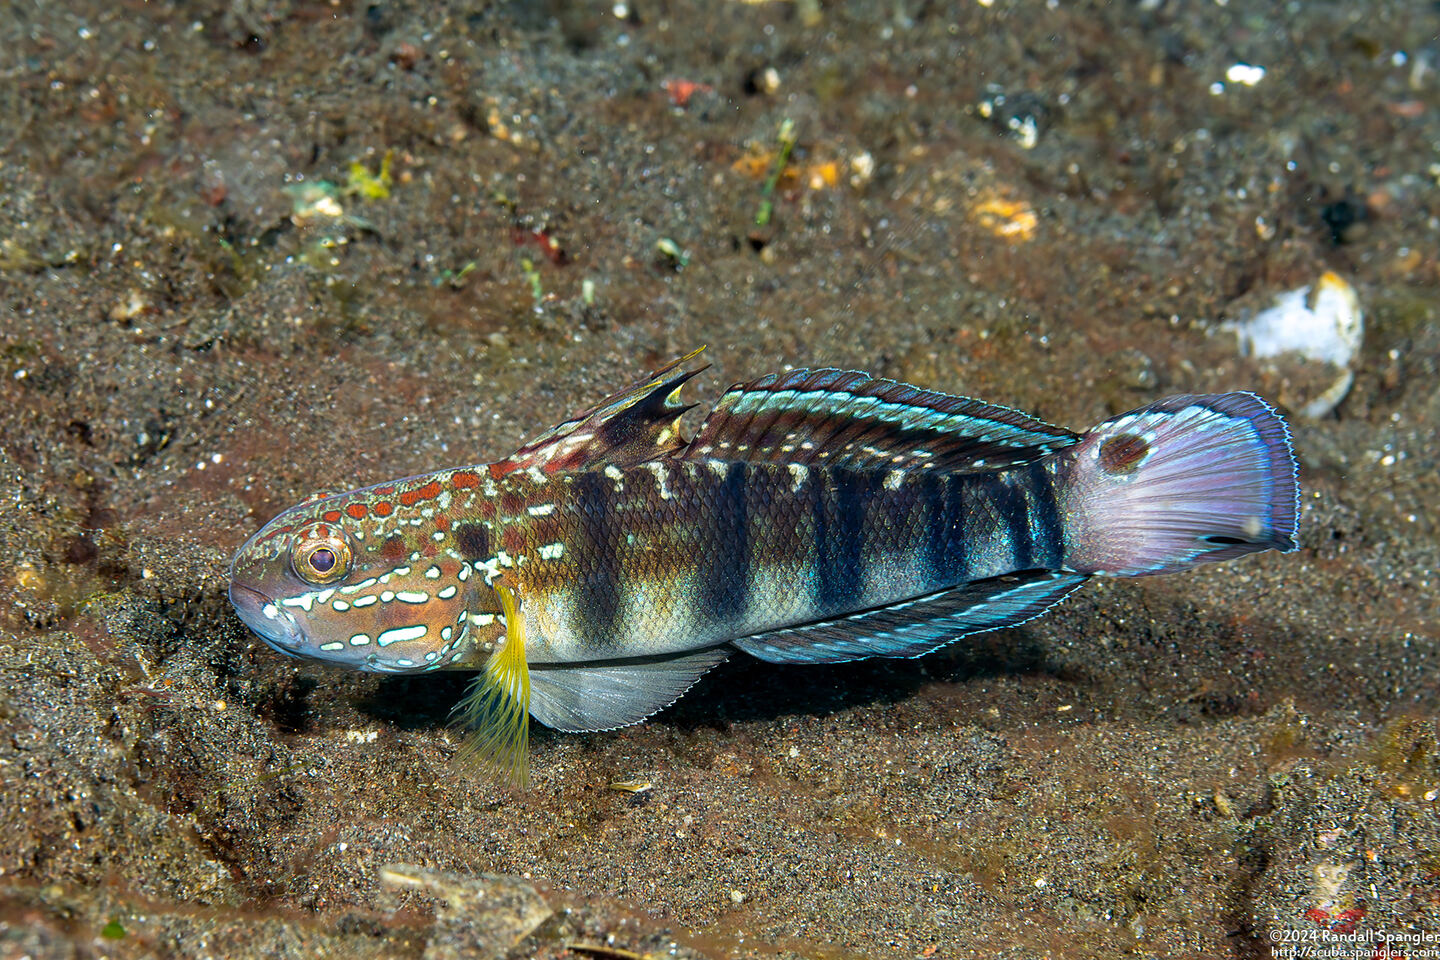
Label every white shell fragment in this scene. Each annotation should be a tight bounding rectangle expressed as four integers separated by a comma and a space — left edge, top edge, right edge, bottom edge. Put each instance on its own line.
1225, 63, 1267, 86
1230, 271, 1363, 417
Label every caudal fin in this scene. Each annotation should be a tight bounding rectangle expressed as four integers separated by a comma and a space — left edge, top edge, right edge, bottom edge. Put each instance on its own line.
1059, 393, 1299, 577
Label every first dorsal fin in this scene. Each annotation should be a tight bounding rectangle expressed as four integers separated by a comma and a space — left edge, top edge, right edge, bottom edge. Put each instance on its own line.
684, 368, 1079, 474
502, 348, 706, 475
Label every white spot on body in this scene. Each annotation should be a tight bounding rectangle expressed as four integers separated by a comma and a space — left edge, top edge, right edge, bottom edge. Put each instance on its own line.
787, 463, 809, 493
377, 624, 427, 646
395, 591, 429, 603
380, 590, 395, 602
538, 542, 565, 560
350, 634, 371, 646
425, 566, 441, 579
331, 600, 350, 611
647, 461, 673, 500
604, 465, 624, 481
352, 595, 378, 608
883, 469, 905, 491
437, 584, 458, 599
262, 603, 279, 620
527, 503, 556, 517
320, 641, 344, 651
280, 593, 316, 612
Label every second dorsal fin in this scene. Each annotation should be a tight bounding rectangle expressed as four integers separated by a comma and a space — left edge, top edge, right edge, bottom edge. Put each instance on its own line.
685, 368, 1078, 473
500, 348, 705, 475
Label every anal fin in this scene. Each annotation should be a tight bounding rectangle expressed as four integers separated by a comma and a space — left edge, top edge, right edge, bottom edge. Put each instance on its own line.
455, 583, 532, 787
528, 646, 731, 732
734, 571, 1087, 664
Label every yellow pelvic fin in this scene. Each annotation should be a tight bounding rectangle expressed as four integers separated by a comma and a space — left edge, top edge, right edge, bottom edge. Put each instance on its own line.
456, 582, 531, 788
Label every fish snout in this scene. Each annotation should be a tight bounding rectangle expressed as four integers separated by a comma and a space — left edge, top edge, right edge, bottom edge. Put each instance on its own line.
228, 582, 304, 655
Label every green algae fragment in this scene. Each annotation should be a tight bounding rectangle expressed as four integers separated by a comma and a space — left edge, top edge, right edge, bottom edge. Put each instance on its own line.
346, 150, 394, 200
756, 118, 797, 226
655, 237, 690, 268
520, 258, 544, 308
101, 918, 125, 940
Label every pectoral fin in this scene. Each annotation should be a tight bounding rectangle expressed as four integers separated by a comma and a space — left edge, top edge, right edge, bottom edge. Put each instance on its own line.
455, 582, 532, 787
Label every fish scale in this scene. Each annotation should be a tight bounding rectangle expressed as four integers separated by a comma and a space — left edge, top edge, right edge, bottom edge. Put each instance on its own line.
230, 353, 1299, 785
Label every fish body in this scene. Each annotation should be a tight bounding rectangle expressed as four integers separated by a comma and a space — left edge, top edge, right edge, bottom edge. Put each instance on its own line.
229, 356, 1299, 783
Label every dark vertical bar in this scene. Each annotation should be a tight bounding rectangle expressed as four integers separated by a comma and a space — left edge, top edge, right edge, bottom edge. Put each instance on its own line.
986, 473, 1035, 569
699, 461, 749, 623
1020, 462, 1064, 569
572, 469, 623, 650
815, 468, 871, 613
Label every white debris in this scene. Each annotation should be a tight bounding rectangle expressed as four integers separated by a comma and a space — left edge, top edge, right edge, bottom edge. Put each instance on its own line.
1230, 271, 1364, 418
1234, 271, 1362, 368
1225, 63, 1267, 86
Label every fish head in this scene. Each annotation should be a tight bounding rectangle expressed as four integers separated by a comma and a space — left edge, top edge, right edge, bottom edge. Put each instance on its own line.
228, 485, 488, 674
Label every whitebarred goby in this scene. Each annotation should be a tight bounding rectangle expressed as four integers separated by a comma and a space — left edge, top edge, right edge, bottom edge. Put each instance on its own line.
229, 350, 1299, 785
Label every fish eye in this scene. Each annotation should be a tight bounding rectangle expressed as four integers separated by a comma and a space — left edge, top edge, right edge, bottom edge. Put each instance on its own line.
291, 522, 352, 584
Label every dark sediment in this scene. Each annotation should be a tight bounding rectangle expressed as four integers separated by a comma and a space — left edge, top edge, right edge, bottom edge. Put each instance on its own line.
2, 1, 1438, 956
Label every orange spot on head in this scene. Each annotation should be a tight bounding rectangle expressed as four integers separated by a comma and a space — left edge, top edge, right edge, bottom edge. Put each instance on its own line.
399, 480, 443, 507
373, 501, 394, 518
322, 510, 342, 523
346, 502, 368, 520
451, 471, 480, 489
489, 461, 518, 480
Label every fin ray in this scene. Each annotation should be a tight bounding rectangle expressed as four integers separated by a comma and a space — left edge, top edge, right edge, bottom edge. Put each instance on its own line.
734, 571, 1087, 664
685, 368, 1078, 473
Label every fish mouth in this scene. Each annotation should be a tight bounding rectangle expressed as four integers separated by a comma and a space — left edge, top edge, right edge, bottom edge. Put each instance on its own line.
228, 582, 303, 656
